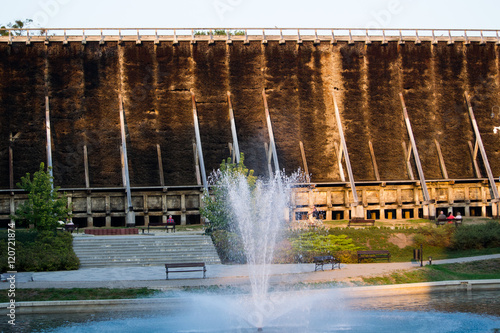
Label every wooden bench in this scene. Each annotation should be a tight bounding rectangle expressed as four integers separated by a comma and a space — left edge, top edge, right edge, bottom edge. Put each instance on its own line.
142, 222, 175, 233
357, 250, 391, 263
436, 218, 462, 227
313, 255, 341, 271
165, 263, 206, 279
348, 219, 375, 227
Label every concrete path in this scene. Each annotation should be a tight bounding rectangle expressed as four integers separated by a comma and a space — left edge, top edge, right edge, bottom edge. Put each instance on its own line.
2, 254, 499, 290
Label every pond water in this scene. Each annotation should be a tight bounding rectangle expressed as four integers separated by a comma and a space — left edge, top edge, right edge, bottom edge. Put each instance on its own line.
6, 289, 500, 333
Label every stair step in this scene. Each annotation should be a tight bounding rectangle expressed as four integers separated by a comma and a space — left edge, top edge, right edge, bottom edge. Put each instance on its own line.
72, 234, 221, 267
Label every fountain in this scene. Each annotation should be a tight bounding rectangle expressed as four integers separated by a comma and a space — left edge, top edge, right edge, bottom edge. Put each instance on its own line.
221, 170, 297, 330
4, 171, 500, 332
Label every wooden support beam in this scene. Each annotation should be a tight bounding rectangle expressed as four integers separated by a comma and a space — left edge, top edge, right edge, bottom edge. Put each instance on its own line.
83, 145, 90, 188
334, 141, 345, 182
399, 93, 430, 203
368, 140, 380, 181
434, 139, 448, 179
120, 146, 126, 187
465, 92, 499, 201
45, 96, 54, 186
9, 133, 13, 190
157, 144, 164, 187
118, 94, 135, 226
402, 141, 414, 180
299, 141, 310, 183
262, 89, 280, 173
228, 142, 235, 162
193, 142, 201, 186
191, 91, 208, 190
468, 140, 482, 178
227, 91, 240, 163
264, 142, 273, 177
332, 91, 358, 205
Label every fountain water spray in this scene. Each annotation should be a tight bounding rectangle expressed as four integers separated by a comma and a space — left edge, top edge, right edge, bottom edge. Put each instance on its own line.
220, 170, 300, 329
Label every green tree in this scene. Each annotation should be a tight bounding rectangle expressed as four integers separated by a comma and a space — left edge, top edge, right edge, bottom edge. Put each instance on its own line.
201, 153, 256, 233
12, 163, 71, 231
0, 19, 33, 36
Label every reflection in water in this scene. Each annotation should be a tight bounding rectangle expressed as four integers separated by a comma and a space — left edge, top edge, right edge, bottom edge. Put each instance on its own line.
5, 289, 500, 333
344, 290, 500, 317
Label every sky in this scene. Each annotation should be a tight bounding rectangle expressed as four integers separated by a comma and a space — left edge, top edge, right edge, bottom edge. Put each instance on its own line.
1, 0, 499, 31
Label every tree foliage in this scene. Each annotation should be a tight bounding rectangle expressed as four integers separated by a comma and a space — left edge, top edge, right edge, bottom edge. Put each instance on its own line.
12, 163, 71, 231
200, 153, 256, 234
0, 19, 33, 36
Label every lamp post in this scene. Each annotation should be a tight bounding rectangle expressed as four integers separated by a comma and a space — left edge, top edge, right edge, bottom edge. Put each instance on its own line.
420, 244, 423, 267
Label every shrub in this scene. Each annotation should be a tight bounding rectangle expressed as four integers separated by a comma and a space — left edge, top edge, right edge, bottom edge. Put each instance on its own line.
413, 225, 455, 247
210, 230, 246, 264
289, 231, 360, 262
451, 221, 500, 250
0, 230, 79, 272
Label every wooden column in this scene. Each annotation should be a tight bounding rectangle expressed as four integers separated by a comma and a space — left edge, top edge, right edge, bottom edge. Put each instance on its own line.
262, 89, 280, 173
227, 91, 240, 163
402, 141, 414, 180
181, 194, 186, 225
465, 92, 499, 203
264, 143, 273, 177
193, 143, 201, 186
8, 133, 14, 190
434, 139, 448, 179
83, 145, 90, 189
334, 142, 346, 182
191, 91, 208, 190
119, 94, 135, 226
468, 141, 482, 178
143, 194, 149, 226
157, 144, 164, 187
105, 196, 111, 227
45, 96, 54, 186
368, 140, 380, 181
299, 141, 310, 183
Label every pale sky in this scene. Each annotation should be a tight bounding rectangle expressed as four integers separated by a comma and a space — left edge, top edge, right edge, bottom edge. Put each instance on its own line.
0, 0, 499, 31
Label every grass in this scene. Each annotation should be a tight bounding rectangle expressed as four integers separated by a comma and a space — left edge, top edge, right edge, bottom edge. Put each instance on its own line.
360, 258, 500, 285
0, 287, 159, 303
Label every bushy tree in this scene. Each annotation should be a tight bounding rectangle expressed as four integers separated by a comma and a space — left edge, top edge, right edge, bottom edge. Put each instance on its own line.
12, 163, 71, 231
0, 19, 33, 36
201, 153, 256, 233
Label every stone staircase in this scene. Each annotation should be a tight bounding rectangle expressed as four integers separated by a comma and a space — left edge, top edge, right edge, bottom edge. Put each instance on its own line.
72, 233, 221, 267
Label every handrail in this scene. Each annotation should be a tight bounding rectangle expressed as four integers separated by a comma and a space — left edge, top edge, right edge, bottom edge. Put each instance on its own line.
0, 27, 499, 44
0, 27, 498, 35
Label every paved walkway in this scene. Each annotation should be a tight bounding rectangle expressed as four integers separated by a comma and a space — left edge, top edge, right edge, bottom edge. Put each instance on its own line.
2, 254, 499, 290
